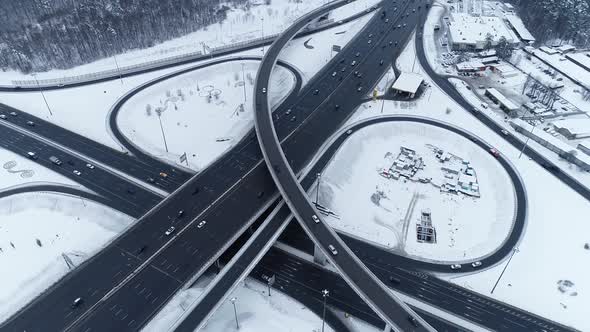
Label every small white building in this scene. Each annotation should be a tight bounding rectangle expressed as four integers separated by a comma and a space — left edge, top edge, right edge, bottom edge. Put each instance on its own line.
556, 45, 576, 54
391, 72, 423, 97
447, 14, 518, 50
485, 88, 519, 116
539, 46, 559, 55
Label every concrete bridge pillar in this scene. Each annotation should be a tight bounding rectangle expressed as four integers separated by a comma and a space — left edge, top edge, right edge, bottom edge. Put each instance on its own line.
383, 324, 392, 332
313, 244, 328, 265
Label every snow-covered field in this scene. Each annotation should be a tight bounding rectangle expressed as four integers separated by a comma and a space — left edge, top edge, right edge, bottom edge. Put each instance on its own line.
144, 277, 335, 332
0, 0, 381, 85
118, 60, 295, 170
315, 121, 515, 262
0, 192, 133, 322
335, 34, 590, 330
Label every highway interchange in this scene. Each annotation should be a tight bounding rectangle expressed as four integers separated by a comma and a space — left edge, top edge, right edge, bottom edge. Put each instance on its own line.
0, 0, 582, 331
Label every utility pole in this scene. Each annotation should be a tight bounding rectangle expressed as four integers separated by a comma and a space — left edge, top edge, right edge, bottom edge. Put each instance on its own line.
107, 27, 123, 85
321, 289, 329, 332
31, 74, 53, 116
157, 112, 169, 152
261, 18, 265, 55
230, 297, 239, 329
491, 247, 519, 294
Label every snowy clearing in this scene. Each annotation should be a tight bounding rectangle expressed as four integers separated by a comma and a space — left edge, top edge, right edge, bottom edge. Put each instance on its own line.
315, 121, 515, 262
118, 60, 295, 171
144, 277, 335, 332
342, 35, 589, 330
0, 192, 133, 322
0, 147, 78, 190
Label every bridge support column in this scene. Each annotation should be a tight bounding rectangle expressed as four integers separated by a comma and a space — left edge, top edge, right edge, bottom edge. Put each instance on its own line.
383, 324, 392, 332
313, 244, 328, 266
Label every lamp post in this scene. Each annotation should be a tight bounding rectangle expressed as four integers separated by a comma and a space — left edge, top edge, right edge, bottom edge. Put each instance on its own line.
31, 73, 53, 116
315, 173, 321, 207
321, 289, 329, 332
491, 247, 519, 294
241, 63, 247, 102
261, 18, 265, 55
518, 122, 536, 159
106, 27, 123, 85
230, 297, 239, 329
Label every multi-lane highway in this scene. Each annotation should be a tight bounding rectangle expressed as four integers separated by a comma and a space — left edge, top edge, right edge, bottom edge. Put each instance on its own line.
254, 0, 436, 330
1, 1, 404, 331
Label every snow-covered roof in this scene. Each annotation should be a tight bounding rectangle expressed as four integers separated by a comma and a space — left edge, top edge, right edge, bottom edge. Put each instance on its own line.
391, 72, 423, 94
566, 52, 590, 72
539, 46, 559, 55
534, 50, 590, 90
485, 88, 519, 110
504, 14, 535, 42
480, 56, 499, 64
552, 118, 590, 138
456, 61, 485, 71
492, 63, 517, 74
511, 119, 575, 153
556, 45, 576, 53
448, 13, 517, 46
504, 3, 514, 10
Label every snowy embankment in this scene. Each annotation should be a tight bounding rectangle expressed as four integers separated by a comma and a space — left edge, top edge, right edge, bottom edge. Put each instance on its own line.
315, 121, 515, 262
143, 277, 335, 332
340, 34, 589, 331
0, 192, 133, 322
117, 60, 295, 171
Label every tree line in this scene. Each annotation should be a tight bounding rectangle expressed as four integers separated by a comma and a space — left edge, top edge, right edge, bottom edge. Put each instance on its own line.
510, 0, 590, 47
0, 0, 247, 73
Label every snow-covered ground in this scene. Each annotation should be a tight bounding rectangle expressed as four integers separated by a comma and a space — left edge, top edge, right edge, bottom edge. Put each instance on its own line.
0, 0, 381, 85
279, 12, 374, 85
0, 192, 133, 322
333, 34, 590, 330
0, 148, 78, 190
144, 277, 336, 332
118, 60, 295, 170
315, 121, 515, 262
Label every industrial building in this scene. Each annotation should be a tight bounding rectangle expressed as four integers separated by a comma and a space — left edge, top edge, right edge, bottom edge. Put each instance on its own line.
447, 13, 518, 50
552, 118, 590, 140
485, 88, 519, 116
503, 14, 536, 43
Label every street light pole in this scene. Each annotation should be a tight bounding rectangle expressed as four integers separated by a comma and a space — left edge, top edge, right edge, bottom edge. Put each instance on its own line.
321, 289, 329, 332
241, 63, 247, 103
31, 74, 53, 116
230, 297, 239, 329
518, 122, 536, 159
315, 173, 321, 207
261, 18, 265, 55
157, 113, 169, 153
491, 247, 519, 294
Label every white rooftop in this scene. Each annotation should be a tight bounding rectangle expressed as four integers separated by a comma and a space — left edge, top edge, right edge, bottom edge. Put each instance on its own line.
556, 45, 576, 53
504, 14, 535, 42
539, 46, 559, 55
391, 72, 423, 94
448, 13, 517, 46
566, 52, 590, 71
456, 61, 485, 71
486, 88, 519, 110
552, 118, 590, 137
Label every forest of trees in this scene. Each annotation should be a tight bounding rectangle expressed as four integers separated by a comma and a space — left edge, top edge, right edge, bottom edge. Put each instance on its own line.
0, 0, 248, 73
510, 0, 590, 47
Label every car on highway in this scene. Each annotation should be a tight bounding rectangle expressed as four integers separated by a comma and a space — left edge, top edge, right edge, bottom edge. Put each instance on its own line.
328, 244, 338, 255
350, 61, 356, 66
489, 147, 500, 158
389, 276, 401, 284
165, 226, 176, 236
332, 71, 337, 77
147, 177, 155, 183
368, 33, 373, 38
73, 170, 81, 176
408, 315, 419, 327
0, 114, 6, 120
357, 86, 363, 92
385, 18, 389, 23
334, 104, 340, 110
71, 297, 83, 308
450, 264, 462, 270
26, 121, 35, 126
85, 163, 95, 169
313, 89, 319, 95
49, 156, 62, 166
367, 39, 372, 44
26, 152, 38, 160
501, 129, 509, 135
312, 214, 320, 223
471, 261, 482, 268
355, 52, 360, 57
480, 102, 489, 109
257, 191, 264, 198
262, 87, 266, 94
177, 210, 185, 218
397, 24, 401, 28
159, 172, 168, 178
197, 220, 207, 228
346, 129, 353, 135
9, 111, 17, 116
285, 109, 292, 115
